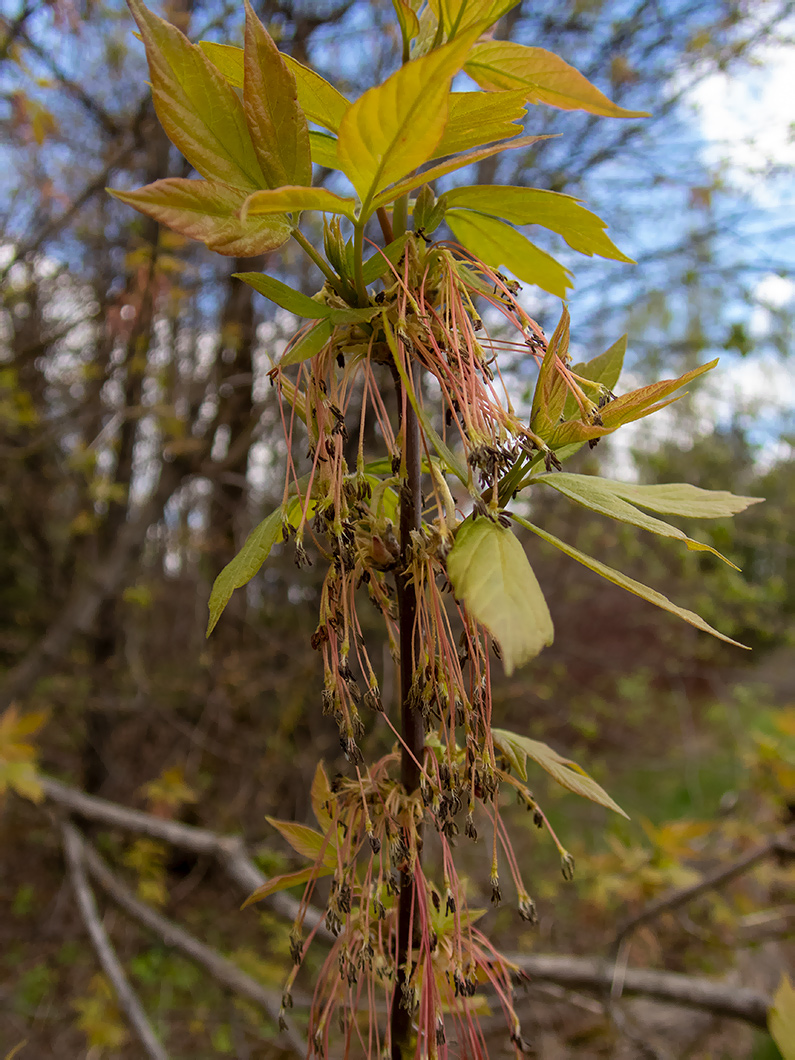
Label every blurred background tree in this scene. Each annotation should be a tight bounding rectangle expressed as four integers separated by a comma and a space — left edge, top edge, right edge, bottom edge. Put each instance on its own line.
1, 0, 793, 1056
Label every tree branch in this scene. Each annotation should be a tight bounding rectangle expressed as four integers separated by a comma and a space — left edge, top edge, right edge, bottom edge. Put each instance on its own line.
510, 954, 771, 1028
79, 837, 305, 1056
61, 821, 171, 1060
42, 775, 330, 940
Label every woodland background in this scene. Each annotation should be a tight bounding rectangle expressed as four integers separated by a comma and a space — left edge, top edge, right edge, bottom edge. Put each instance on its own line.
0, 0, 794, 1057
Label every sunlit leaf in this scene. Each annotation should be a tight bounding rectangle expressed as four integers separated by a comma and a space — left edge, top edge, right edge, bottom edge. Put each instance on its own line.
207, 508, 283, 636
770, 974, 795, 1060
429, 0, 520, 38
108, 180, 291, 256
337, 29, 478, 207
392, 0, 420, 48
371, 134, 549, 210
599, 480, 763, 519
361, 234, 411, 284
443, 185, 633, 261
448, 210, 571, 298
243, 185, 357, 222
512, 513, 748, 648
236, 271, 380, 323
446, 517, 553, 674
242, 0, 311, 188
432, 91, 527, 158
563, 335, 626, 419
530, 306, 570, 434
265, 816, 337, 865
537, 473, 744, 567
199, 41, 349, 132
465, 40, 650, 118
311, 761, 333, 831
492, 728, 628, 817
127, 0, 265, 189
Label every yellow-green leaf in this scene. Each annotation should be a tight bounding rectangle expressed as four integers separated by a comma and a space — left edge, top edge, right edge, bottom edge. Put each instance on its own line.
310, 761, 333, 831
243, 185, 357, 222
127, 0, 265, 189
392, 0, 420, 48
769, 974, 795, 1060
309, 131, 340, 169
281, 318, 334, 367
465, 40, 650, 118
446, 516, 553, 674
537, 473, 744, 568
430, 0, 520, 39
109, 179, 291, 256
207, 508, 283, 636
242, 0, 311, 188
0, 706, 48, 805
513, 513, 748, 648
447, 209, 571, 298
337, 29, 478, 207
492, 728, 628, 817
371, 134, 548, 210
199, 41, 349, 133
265, 816, 337, 866
236, 271, 380, 324
444, 184, 633, 261
242, 865, 333, 908
563, 335, 626, 419
600, 480, 763, 520
432, 90, 527, 158
530, 306, 570, 433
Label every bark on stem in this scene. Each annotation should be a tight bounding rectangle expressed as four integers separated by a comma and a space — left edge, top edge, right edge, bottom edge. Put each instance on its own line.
391, 398, 424, 1060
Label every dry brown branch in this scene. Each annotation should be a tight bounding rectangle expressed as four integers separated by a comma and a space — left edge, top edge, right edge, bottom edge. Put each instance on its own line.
509, 953, 771, 1028
613, 828, 795, 953
79, 837, 305, 1056
42, 775, 329, 938
61, 821, 171, 1060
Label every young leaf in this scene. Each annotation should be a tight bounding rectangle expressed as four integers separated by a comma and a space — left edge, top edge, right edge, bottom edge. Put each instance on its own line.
310, 762, 333, 831
236, 272, 380, 324
127, 0, 265, 190
337, 29, 478, 207
108, 180, 291, 256
242, 0, 311, 188
598, 480, 763, 519
242, 185, 357, 222
465, 41, 650, 118
392, 0, 420, 49
448, 210, 571, 298
207, 508, 283, 636
242, 865, 333, 908
430, 0, 521, 39
446, 517, 553, 674
199, 41, 349, 133
512, 513, 748, 648
432, 91, 527, 158
492, 728, 628, 817
769, 974, 795, 1060
361, 234, 411, 285
530, 306, 570, 434
281, 319, 334, 367
537, 473, 743, 567
443, 185, 633, 261
563, 334, 626, 419
265, 816, 337, 866
309, 131, 341, 169
371, 134, 549, 210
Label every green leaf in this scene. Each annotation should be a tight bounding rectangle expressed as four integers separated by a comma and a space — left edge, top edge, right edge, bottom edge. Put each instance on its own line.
392, 0, 420, 47
281, 318, 334, 367
598, 480, 763, 520
310, 762, 333, 832
448, 210, 571, 298
108, 179, 291, 256
536, 473, 743, 568
432, 91, 527, 158
206, 508, 282, 636
492, 728, 628, 817
337, 29, 478, 207
563, 335, 626, 419
769, 974, 795, 1060
309, 131, 340, 169
384, 317, 468, 483
199, 41, 349, 133
371, 134, 548, 210
512, 513, 749, 649
235, 272, 380, 324
265, 816, 337, 866
446, 517, 553, 674
242, 865, 333, 908
443, 185, 633, 262
127, 0, 265, 190
242, 185, 357, 222
242, 0, 311, 188
465, 41, 650, 118
530, 306, 570, 434
361, 234, 411, 285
